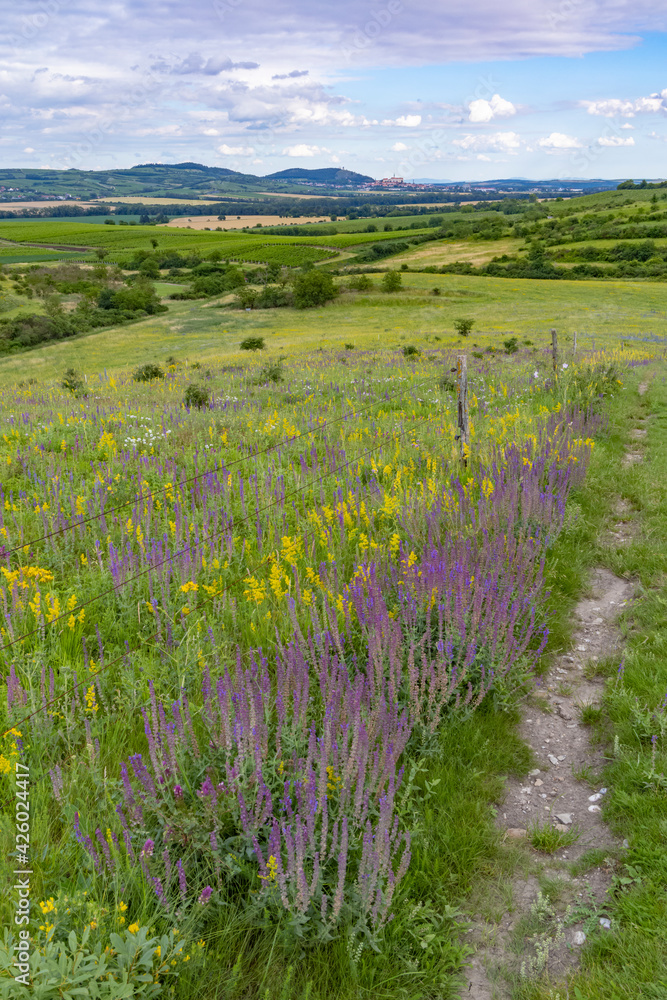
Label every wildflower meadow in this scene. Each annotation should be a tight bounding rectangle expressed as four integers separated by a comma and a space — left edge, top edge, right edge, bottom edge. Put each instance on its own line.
0, 341, 655, 998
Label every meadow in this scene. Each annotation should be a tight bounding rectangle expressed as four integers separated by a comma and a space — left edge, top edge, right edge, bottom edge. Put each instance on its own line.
0, 281, 662, 999
1, 270, 666, 386
1, 191, 666, 997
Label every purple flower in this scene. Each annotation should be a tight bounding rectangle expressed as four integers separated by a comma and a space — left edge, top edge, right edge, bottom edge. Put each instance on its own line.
142, 838, 155, 857
173, 784, 184, 800
198, 886, 213, 905
177, 858, 187, 898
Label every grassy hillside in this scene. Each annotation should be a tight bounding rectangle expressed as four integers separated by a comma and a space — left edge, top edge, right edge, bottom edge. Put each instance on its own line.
0, 271, 664, 385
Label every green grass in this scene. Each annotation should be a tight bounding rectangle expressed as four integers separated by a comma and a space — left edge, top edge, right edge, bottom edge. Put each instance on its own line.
0, 262, 663, 998
524, 371, 667, 1000
1, 270, 664, 386
528, 823, 580, 854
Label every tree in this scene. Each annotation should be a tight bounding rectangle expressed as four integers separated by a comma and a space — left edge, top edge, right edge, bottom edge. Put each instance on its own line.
139, 257, 160, 278
292, 269, 338, 309
454, 318, 474, 337
381, 270, 401, 292
95, 248, 109, 261
150, 238, 159, 249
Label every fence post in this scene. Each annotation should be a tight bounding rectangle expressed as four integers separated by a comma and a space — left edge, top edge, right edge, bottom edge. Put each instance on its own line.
551, 328, 558, 379
456, 354, 469, 464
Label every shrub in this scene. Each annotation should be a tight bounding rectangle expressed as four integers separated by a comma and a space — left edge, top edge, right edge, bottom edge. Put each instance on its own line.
183, 384, 210, 409
381, 271, 402, 293
256, 285, 292, 309
61, 367, 84, 394
132, 363, 164, 382
431, 287, 441, 296
348, 274, 373, 291
254, 357, 286, 384
454, 318, 474, 337
344, 343, 355, 350
292, 269, 338, 308
240, 336, 265, 351
402, 345, 420, 357
503, 336, 519, 354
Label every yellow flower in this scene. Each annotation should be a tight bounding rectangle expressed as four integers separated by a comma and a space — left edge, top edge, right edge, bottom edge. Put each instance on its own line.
84, 686, 98, 714
90, 921, 97, 930
117, 901, 128, 912
128, 923, 139, 934
154, 946, 161, 957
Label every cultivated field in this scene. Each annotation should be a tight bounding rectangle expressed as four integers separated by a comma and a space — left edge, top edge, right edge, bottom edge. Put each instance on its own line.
161, 215, 332, 230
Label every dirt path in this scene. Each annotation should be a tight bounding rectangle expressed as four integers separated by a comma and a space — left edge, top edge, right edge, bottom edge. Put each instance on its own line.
464, 382, 650, 998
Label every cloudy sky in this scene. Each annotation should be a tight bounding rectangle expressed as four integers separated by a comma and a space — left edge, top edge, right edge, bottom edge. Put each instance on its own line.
2, 0, 667, 181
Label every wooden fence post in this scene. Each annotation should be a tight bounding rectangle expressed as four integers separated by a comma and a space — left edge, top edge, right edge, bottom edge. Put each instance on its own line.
551, 328, 558, 379
456, 354, 469, 463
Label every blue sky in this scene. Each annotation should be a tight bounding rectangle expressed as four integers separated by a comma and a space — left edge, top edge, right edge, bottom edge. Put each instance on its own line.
1, 0, 666, 181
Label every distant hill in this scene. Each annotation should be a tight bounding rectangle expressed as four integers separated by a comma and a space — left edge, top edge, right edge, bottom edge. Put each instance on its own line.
264, 167, 373, 184
0, 162, 375, 202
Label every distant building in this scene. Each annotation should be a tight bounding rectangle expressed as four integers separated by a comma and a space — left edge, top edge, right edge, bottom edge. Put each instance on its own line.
374, 176, 404, 188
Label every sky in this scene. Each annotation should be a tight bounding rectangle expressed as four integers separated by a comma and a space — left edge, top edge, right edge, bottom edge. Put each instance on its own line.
2, 0, 667, 182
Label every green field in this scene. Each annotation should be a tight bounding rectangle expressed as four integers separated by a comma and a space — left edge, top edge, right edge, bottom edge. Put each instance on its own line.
0, 218, 434, 266
0, 271, 665, 385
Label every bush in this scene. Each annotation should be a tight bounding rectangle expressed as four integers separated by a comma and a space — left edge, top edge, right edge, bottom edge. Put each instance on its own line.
256, 285, 292, 308
439, 370, 457, 391
348, 274, 373, 291
183, 384, 210, 409
254, 357, 286, 383
503, 336, 519, 354
454, 317, 474, 337
240, 336, 265, 351
292, 269, 338, 308
431, 287, 441, 296
402, 345, 420, 357
61, 367, 84, 394
381, 271, 402, 293
132, 363, 164, 382
344, 343, 355, 350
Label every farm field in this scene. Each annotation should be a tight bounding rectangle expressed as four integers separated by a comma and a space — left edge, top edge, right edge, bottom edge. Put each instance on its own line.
0, 319, 663, 1000
388, 236, 525, 267
161, 215, 333, 230
0, 217, 434, 266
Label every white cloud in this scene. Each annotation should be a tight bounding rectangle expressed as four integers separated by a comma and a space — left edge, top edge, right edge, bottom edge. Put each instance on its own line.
391, 141, 408, 151
382, 114, 421, 127
283, 143, 330, 156
598, 135, 635, 146
468, 93, 516, 123
453, 130, 521, 154
202, 128, 220, 135
218, 143, 254, 155
582, 90, 667, 117
620, 122, 634, 129
23, 146, 35, 153
537, 132, 582, 151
